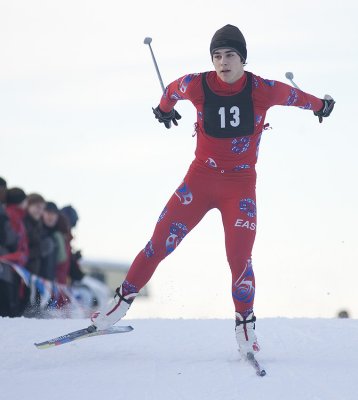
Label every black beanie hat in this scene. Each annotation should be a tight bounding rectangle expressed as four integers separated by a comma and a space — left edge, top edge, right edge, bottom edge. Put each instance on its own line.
6, 187, 27, 205
61, 205, 79, 228
210, 24, 247, 62
45, 201, 59, 213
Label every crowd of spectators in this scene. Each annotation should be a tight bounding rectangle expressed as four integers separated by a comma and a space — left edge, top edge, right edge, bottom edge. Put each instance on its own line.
0, 176, 85, 317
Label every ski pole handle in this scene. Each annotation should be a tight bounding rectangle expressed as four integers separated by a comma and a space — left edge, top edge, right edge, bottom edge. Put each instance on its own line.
285, 72, 334, 123
285, 71, 301, 90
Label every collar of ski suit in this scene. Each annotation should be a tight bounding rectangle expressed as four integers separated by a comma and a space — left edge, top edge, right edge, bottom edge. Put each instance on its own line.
207, 70, 247, 96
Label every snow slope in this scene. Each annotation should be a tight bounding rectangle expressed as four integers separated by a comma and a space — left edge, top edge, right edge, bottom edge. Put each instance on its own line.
1, 318, 357, 400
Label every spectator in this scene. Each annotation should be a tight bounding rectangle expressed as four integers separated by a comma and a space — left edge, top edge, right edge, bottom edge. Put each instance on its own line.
0, 178, 20, 317
41, 201, 78, 284
0, 177, 6, 204
0, 178, 18, 257
24, 194, 46, 275
61, 205, 84, 283
61, 205, 79, 228
1, 188, 29, 266
0, 179, 88, 317
40, 201, 60, 281
41, 206, 73, 310
55, 213, 72, 284
0, 187, 29, 316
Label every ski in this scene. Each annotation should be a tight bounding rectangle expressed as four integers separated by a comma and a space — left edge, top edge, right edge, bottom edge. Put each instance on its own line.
34, 325, 133, 350
246, 352, 266, 377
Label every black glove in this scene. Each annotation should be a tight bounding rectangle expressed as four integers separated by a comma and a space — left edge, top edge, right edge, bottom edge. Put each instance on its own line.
314, 97, 335, 123
152, 106, 181, 129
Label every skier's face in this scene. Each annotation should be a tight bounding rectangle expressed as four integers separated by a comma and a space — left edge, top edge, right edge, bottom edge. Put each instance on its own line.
212, 49, 244, 84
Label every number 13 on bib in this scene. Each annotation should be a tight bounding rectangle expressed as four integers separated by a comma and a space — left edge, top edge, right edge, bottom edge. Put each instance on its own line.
202, 71, 255, 138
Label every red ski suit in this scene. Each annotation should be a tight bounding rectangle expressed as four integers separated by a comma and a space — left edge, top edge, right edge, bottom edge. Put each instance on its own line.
125, 71, 322, 313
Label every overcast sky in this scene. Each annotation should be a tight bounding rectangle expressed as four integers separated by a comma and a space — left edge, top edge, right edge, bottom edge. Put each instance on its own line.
1, 0, 357, 319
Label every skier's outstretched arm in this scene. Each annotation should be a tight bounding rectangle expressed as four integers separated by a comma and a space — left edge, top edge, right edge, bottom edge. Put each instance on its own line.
255, 77, 335, 122
153, 73, 202, 129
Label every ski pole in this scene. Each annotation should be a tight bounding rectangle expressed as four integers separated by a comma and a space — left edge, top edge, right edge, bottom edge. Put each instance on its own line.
285, 71, 333, 100
144, 37, 166, 93
285, 71, 301, 89
285, 71, 334, 122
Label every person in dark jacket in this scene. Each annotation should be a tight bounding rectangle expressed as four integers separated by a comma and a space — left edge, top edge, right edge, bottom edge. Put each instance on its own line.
40, 203, 72, 310
0, 177, 5, 203
24, 194, 46, 275
61, 205, 84, 283
54, 213, 72, 285
0, 188, 29, 266
0, 186, 29, 316
39, 201, 60, 281
0, 178, 22, 317
0, 178, 18, 256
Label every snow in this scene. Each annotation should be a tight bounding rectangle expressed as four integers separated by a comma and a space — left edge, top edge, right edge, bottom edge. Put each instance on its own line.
1, 318, 357, 400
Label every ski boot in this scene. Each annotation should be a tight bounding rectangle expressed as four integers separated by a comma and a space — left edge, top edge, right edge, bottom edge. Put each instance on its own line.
91, 283, 138, 330
235, 310, 260, 357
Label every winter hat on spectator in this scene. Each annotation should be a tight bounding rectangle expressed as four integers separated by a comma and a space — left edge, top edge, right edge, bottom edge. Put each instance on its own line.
45, 201, 59, 213
27, 193, 45, 206
6, 187, 27, 205
61, 205, 79, 228
210, 24, 247, 62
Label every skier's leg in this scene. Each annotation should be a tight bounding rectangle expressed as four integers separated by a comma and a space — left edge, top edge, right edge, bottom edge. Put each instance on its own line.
125, 170, 212, 289
92, 168, 212, 329
219, 181, 260, 355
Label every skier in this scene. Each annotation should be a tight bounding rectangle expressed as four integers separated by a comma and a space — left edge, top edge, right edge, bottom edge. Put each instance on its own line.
91, 24, 334, 357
